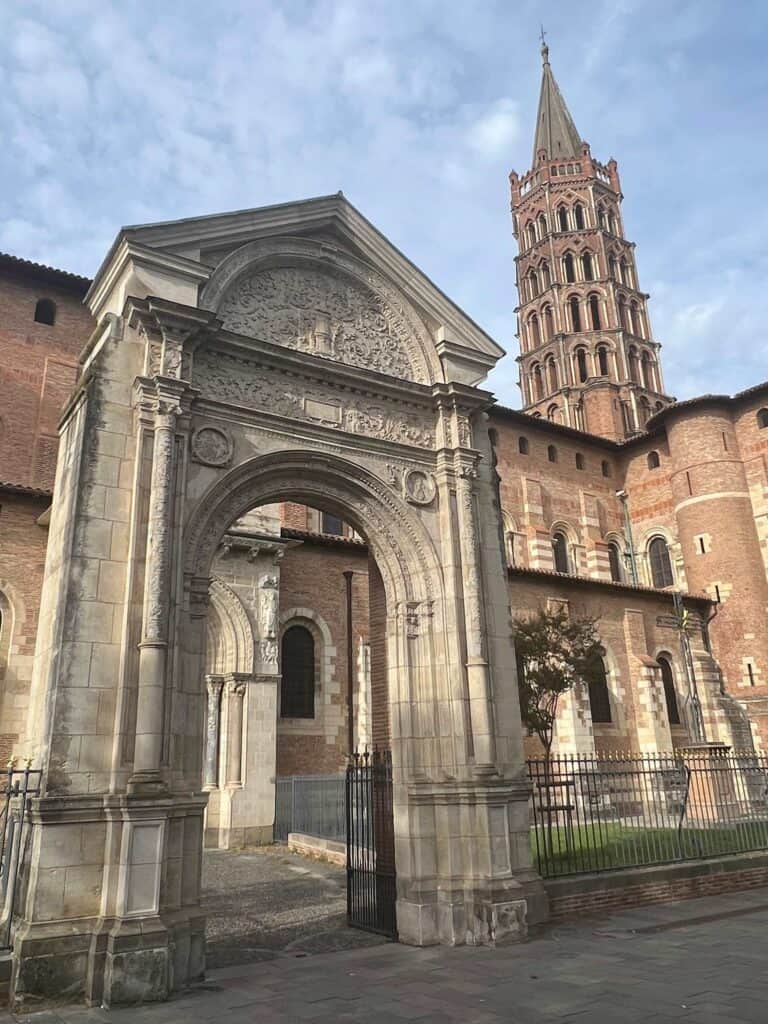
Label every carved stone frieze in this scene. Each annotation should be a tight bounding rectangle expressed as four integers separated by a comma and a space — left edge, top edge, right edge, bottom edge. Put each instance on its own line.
216, 263, 426, 384
194, 350, 436, 450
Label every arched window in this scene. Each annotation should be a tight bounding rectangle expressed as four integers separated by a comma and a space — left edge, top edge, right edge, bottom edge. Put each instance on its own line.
533, 363, 544, 400
608, 542, 623, 582
587, 655, 612, 723
526, 222, 537, 248
529, 314, 541, 347
582, 252, 594, 281
34, 298, 56, 326
575, 346, 588, 382
543, 305, 555, 340
638, 397, 651, 426
641, 351, 653, 390
563, 252, 576, 283
601, 459, 612, 478
541, 260, 552, 289
552, 530, 569, 573
597, 345, 609, 375
649, 536, 674, 589
608, 255, 618, 279
558, 206, 569, 231
598, 207, 607, 230
589, 294, 601, 330
628, 345, 640, 383
538, 213, 548, 237
608, 210, 618, 235
528, 270, 539, 299
547, 404, 558, 422
618, 296, 629, 332
547, 444, 557, 463
758, 409, 768, 429
647, 450, 660, 470
658, 656, 681, 726
574, 203, 585, 229
619, 259, 629, 286
518, 436, 529, 455
575, 452, 585, 470
281, 625, 315, 718
630, 301, 643, 337
569, 296, 582, 332
547, 358, 558, 392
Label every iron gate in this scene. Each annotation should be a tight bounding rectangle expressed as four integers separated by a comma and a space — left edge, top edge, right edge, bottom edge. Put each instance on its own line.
1, 763, 42, 951
346, 750, 397, 939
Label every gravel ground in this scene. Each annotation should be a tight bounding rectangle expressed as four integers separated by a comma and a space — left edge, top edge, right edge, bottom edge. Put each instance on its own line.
201, 846, 386, 968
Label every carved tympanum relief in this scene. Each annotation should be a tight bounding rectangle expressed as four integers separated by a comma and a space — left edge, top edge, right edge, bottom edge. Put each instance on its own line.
217, 265, 425, 384
194, 351, 436, 449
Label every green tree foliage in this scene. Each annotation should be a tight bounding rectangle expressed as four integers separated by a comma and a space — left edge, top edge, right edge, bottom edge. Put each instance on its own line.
514, 606, 604, 759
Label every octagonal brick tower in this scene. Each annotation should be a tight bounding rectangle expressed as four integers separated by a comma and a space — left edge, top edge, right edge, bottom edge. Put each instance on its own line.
509, 41, 673, 440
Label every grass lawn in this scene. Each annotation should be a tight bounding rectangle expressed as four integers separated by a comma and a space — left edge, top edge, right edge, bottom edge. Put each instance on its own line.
532, 819, 768, 876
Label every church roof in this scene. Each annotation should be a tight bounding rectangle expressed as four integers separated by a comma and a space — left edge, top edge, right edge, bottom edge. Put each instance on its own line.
532, 44, 583, 163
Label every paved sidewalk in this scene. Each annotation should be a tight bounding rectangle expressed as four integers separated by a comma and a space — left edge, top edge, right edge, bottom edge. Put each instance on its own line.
6, 887, 768, 1023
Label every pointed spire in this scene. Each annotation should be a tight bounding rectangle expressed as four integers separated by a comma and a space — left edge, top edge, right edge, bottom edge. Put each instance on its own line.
532, 38, 583, 164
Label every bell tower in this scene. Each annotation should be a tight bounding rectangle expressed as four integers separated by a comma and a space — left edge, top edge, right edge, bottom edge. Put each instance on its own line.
509, 40, 672, 440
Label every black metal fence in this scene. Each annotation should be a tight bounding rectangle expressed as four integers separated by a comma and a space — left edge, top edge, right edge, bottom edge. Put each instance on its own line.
1, 763, 42, 951
273, 773, 346, 843
346, 750, 397, 939
527, 751, 768, 879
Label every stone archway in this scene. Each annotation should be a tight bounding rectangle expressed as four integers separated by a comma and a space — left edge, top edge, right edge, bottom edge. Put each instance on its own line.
11, 198, 545, 1007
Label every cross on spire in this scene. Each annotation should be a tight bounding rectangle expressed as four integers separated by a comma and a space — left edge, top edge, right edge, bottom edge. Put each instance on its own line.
539, 24, 549, 64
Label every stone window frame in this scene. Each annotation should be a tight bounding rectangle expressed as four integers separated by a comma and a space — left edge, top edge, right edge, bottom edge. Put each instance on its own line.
654, 650, 684, 730
277, 607, 338, 740
586, 642, 624, 735
638, 528, 678, 590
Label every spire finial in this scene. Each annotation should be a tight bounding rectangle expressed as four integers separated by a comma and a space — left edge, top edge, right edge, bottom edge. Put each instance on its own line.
539, 24, 549, 64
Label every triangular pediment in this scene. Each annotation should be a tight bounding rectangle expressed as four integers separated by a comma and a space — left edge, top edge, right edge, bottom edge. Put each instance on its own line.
87, 194, 504, 386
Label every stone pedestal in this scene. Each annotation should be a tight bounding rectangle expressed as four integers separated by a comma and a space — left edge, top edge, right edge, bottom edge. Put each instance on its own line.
678, 743, 743, 825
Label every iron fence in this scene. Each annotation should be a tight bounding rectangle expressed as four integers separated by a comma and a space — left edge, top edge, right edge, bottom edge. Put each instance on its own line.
1, 763, 42, 951
527, 751, 768, 879
273, 773, 346, 842
346, 750, 397, 939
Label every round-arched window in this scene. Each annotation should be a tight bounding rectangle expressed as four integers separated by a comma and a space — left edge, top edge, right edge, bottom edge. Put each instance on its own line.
649, 537, 674, 589
280, 625, 315, 718
658, 655, 681, 726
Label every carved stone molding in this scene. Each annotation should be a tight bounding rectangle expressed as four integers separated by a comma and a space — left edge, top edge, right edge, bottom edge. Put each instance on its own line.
191, 425, 234, 467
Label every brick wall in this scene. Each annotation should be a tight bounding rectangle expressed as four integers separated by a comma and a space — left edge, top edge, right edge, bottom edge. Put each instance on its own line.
0, 268, 92, 491
0, 492, 51, 753
277, 536, 370, 775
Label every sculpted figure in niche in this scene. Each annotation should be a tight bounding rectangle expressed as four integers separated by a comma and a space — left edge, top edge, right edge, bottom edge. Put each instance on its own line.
259, 575, 279, 639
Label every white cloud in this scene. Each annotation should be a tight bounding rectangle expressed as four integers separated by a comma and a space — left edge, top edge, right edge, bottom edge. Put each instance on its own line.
468, 98, 520, 158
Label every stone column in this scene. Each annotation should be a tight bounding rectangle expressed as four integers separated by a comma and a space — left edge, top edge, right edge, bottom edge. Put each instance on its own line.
130, 397, 180, 794
455, 463, 496, 769
225, 676, 246, 786
203, 675, 224, 789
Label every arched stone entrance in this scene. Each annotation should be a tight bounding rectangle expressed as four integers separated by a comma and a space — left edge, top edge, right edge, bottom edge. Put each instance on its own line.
11, 196, 546, 1007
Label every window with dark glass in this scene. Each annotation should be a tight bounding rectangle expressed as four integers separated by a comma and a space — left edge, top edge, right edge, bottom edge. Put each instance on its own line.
647, 450, 660, 470
518, 436, 529, 455
570, 296, 582, 332
597, 346, 609, 376
34, 298, 56, 326
547, 444, 557, 463
280, 625, 315, 718
757, 408, 768, 429
576, 346, 588, 382
608, 542, 623, 582
587, 656, 612, 723
649, 536, 674, 588
321, 512, 344, 535
658, 656, 681, 725
564, 253, 576, 283
558, 206, 569, 231
601, 459, 611, 478
575, 452, 585, 470
552, 531, 569, 573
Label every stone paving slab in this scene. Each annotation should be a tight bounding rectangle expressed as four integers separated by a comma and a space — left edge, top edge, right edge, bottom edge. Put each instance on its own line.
5, 886, 768, 1022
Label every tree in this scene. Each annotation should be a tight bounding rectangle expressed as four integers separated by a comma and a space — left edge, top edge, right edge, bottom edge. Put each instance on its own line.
513, 605, 603, 762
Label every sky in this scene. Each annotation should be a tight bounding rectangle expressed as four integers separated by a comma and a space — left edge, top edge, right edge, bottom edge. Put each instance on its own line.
1, 0, 766, 407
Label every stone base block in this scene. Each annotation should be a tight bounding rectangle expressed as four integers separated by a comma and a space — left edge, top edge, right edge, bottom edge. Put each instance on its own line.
211, 824, 274, 849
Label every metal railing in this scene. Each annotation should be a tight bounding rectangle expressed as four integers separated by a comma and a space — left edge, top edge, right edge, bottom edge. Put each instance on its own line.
1, 762, 42, 951
527, 751, 768, 879
273, 773, 346, 842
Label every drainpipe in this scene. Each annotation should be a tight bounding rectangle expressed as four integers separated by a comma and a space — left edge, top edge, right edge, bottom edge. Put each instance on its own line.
615, 489, 639, 585
343, 570, 355, 756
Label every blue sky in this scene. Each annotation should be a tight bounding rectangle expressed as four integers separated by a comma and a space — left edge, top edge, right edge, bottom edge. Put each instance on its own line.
1, 0, 766, 406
